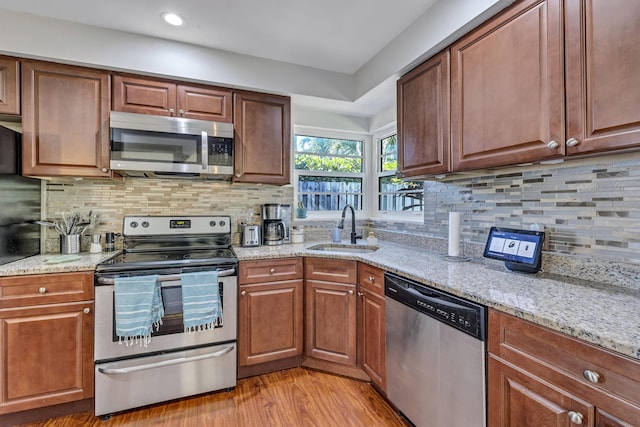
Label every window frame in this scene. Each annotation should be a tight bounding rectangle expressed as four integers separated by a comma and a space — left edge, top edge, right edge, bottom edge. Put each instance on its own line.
293, 126, 371, 220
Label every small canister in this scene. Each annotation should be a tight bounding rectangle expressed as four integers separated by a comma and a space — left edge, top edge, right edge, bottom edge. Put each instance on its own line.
291, 226, 304, 243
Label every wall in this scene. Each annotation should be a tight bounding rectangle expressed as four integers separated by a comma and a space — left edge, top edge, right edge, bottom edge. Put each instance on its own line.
44, 178, 293, 252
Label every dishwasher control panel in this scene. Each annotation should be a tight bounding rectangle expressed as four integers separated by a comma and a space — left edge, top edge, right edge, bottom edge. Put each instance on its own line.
385, 272, 486, 340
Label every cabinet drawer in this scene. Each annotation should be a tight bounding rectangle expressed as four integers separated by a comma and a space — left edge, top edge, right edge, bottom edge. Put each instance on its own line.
304, 258, 357, 284
489, 309, 640, 408
358, 263, 384, 295
239, 258, 302, 284
0, 272, 94, 308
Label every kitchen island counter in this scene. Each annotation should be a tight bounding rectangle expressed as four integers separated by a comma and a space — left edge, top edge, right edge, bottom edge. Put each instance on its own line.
235, 241, 640, 362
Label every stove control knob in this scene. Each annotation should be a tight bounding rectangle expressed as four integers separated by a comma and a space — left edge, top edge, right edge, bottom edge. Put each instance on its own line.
141, 221, 149, 228
219, 220, 226, 227
130, 221, 138, 228
209, 220, 217, 227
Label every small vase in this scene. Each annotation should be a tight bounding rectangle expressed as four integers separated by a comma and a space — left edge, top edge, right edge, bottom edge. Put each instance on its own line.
296, 207, 307, 218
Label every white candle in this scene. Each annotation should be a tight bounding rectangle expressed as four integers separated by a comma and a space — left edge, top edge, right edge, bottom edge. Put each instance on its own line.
448, 212, 462, 257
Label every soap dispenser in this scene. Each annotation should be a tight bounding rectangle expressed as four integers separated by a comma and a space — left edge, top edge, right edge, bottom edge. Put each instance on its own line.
366, 231, 378, 246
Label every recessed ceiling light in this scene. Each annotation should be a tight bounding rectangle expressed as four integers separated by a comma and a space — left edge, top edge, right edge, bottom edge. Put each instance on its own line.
162, 12, 184, 26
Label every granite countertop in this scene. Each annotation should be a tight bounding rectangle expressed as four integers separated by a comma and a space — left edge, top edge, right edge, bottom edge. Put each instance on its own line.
236, 241, 640, 362
0, 252, 118, 276
1, 242, 637, 362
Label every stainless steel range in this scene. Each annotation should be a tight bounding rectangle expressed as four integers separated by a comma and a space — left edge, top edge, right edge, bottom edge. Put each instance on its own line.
94, 215, 238, 417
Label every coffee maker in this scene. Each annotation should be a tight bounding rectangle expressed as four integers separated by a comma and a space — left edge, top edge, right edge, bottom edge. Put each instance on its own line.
261, 203, 290, 245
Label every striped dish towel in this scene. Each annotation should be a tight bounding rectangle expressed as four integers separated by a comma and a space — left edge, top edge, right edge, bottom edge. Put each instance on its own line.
114, 275, 164, 346
181, 271, 222, 332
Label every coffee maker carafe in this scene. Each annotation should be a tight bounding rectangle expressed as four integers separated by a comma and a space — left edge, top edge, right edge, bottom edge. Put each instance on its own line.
262, 204, 286, 245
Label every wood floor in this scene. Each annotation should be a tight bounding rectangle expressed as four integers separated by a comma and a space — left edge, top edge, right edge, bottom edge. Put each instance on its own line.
15, 368, 407, 427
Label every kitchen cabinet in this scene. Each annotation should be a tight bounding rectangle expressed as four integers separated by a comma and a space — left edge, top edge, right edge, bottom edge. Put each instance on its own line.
0, 272, 94, 416
304, 258, 357, 367
450, 0, 565, 171
488, 309, 640, 426
21, 61, 111, 177
397, 50, 450, 177
233, 90, 291, 185
238, 258, 303, 377
357, 263, 386, 392
0, 56, 19, 115
564, 0, 640, 155
112, 74, 232, 122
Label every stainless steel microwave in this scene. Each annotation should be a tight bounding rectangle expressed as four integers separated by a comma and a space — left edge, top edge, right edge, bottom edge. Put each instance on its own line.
110, 111, 234, 179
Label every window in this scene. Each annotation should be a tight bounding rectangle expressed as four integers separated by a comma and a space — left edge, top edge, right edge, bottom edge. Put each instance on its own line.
294, 134, 365, 212
377, 133, 424, 214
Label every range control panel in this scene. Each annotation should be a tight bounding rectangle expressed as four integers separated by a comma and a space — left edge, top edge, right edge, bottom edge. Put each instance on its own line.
123, 215, 231, 236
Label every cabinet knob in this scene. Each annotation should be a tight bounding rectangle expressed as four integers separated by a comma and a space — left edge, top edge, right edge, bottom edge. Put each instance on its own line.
101, 167, 108, 173
348, 290, 354, 295
240, 290, 246, 296
38, 287, 47, 294
179, 109, 185, 116
235, 172, 242, 178
169, 108, 175, 115
269, 268, 275, 274
357, 291, 364, 298
546, 140, 559, 149
83, 307, 91, 314
368, 276, 375, 282
566, 137, 580, 147
583, 369, 600, 383
568, 411, 584, 425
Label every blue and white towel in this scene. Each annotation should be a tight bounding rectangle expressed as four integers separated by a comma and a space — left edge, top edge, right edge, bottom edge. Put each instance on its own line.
181, 271, 222, 332
114, 275, 164, 346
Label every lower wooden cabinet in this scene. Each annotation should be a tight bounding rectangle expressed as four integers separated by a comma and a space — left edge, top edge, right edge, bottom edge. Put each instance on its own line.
304, 258, 357, 366
488, 309, 640, 426
238, 258, 303, 375
0, 272, 94, 416
357, 263, 386, 392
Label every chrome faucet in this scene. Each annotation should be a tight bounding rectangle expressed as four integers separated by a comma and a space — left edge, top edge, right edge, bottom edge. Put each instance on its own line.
338, 204, 362, 244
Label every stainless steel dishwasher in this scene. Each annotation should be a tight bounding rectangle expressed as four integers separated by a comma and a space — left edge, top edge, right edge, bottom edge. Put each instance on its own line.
385, 272, 487, 427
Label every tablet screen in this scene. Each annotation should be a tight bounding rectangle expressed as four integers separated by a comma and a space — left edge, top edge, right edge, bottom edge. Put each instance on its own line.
483, 227, 544, 270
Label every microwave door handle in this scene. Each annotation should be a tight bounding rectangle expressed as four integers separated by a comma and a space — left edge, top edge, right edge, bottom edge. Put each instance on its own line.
201, 131, 208, 171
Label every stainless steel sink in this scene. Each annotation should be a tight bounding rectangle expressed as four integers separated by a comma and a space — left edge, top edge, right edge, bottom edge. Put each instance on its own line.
307, 243, 379, 254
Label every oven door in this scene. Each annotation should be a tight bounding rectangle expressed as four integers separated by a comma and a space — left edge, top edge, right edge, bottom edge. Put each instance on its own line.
94, 267, 237, 362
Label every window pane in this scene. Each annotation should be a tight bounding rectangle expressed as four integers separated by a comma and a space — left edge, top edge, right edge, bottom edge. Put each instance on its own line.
298, 176, 362, 211
295, 154, 362, 172
380, 135, 397, 171
295, 135, 362, 156
379, 176, 423, 212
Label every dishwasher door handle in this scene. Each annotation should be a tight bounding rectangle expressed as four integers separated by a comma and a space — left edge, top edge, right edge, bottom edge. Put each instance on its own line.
98, 345, 234, 375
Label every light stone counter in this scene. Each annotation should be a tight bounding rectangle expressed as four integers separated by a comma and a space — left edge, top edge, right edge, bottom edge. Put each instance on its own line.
235, 240, 640, 361
0, 252, 118, 276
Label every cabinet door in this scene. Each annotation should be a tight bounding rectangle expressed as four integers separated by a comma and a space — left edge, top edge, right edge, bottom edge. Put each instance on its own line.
358, 288, 386, 391
177, 84, 232, 122
305, 279, 356, 366
0, 302, 94, 414
21, 61, 110, 177
0, 57, 19, 115
565, 0, 640, 155
397, 50, 450, 177
488, 356, 594, 427
233, 91, 291, 185
238, 279, 303, 366
112, 74, 176, 116
450, 0, 565, 171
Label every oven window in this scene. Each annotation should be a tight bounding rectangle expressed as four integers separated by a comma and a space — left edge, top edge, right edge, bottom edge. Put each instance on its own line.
111, 281, 224, 341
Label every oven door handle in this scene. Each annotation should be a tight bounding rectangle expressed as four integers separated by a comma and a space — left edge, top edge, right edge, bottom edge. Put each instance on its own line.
97, 345, 234, 375
96, 268, 236, 285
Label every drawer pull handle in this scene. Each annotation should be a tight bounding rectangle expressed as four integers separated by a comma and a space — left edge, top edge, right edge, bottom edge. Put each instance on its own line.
566, 137, 580, 147
568, 411, 583, 425
583, 369, 600, 383
240, 291, 246, 296
270, 268, 275, 274
547, 140, 559, 149
368, 276, 375, 282
83, 308, 91, 314
38, 287, 47, 294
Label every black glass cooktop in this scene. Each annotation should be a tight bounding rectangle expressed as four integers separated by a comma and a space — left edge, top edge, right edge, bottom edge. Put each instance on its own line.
96, 247, 237, 273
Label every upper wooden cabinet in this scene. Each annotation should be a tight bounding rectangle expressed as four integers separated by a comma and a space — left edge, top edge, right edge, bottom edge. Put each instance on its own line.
112, 74, 232, 122
397, 50, 450, 177
233, 91, 291, 185
21, 61, 111, 177
564, 0, 640, 155
450, 0, 565, 171
0, 57, 19, 115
